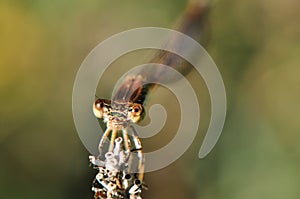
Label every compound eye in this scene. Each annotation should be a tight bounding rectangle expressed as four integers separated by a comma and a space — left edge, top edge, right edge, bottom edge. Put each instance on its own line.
93, 99, 104, 118
132, 103, 142, 114
130, 103, 143, 123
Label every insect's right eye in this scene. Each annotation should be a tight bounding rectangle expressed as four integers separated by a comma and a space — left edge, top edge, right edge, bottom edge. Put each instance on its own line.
93, 99, 104, 118
95, 99, 103, 109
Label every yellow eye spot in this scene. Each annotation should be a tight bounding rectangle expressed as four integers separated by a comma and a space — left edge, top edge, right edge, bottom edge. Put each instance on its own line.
130, 104, 143, 123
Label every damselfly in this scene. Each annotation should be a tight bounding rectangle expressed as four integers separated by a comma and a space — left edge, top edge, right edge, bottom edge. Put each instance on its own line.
89, 1, 209, 198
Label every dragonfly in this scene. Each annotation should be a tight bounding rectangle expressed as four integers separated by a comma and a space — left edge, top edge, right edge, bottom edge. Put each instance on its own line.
89, 1, 209, 198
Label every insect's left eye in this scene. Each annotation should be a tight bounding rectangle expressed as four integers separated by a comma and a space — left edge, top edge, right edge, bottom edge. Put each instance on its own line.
131, 104, 142, 114
130, 104, 143, 123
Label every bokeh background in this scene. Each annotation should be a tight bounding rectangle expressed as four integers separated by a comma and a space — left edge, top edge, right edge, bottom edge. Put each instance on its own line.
1, 0, 300, 198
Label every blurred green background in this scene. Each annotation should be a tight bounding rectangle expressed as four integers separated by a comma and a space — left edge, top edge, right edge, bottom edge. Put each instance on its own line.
1, 0, 300, 198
